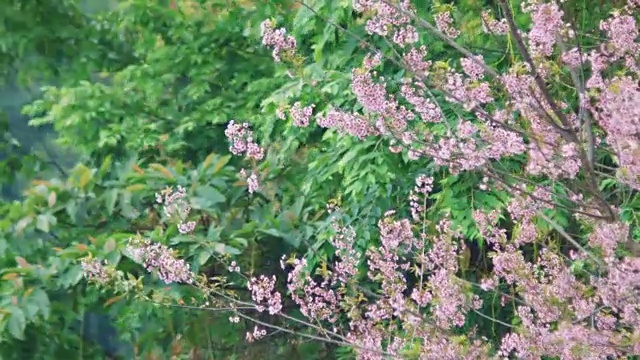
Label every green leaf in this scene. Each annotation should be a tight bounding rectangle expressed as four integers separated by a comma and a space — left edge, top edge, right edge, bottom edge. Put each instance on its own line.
105, 250, 121, 266
207, 225, 222, 242
170, 235, 197, 245
284, 231, 302, 248
65, 201, 78, 223
192, 186, 226, 210
105, 189, 118, 216
24, 301, 39, 320
98, 155, 113, 177
120, 191, 136, 219
212, 242, 241, 255
30, 289, 50, 319
291, 196, 305, 218
223, 245, 241, 255
257, 228, 285, 238
7, 306, 26, 340
59, 266, 84, 288
74, 164, 93, 189
212, 242, 226, 255
36, 214, 50, 233
197, 251, 211, 266
201, 153, 216, 171
0, 237, 7, 257
230, 237, 248, 248
211, 155, 231, 174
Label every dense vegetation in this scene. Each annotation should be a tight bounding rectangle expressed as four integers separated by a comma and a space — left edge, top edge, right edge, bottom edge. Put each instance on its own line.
0, 0, 638, 359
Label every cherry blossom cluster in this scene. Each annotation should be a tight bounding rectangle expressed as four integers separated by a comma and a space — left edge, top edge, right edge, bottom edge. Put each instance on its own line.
481, 10, 509, 35
238, 168, 259, 194
434, 11, 460, 39
289, 102, 315, 127
224, 121, 264, 194
224, 121, 264, 161
253, 0, 640, 357
81, 258, 110, 284
408, 174, 433, 221
247, 275, 282, 315
282, 255, 341, 323
126, 236, 194, 284
260, 19, 297, 62
280, 206, 488, 358
155, 186, 196, 234
245, 326, 267, 343
326, 206, 360, 282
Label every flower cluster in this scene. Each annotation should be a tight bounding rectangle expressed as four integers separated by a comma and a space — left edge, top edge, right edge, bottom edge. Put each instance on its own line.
327, 207, 360, 282
245, 326, 267, 343
155, 186, 196, 234
126, 236, 194, 284
224, 121, 264, 161
434, 11, 460, 39
239, 168, 259, 194
247, 275, 282, 315
227, 261, 240, 273
81, 258, 110, 284
260, 19, 297, 62
408, 174, 433, 221
225, 121, 265, 193
481, 10, 509, 35
289, 102, 315, 127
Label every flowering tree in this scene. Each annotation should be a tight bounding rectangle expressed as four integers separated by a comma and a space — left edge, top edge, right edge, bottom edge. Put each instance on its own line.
83, 0, 639, 358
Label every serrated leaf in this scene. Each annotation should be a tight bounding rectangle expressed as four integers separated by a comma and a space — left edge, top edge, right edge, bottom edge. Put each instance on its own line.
30, 289, 50, 319
7, 306, 26, 340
